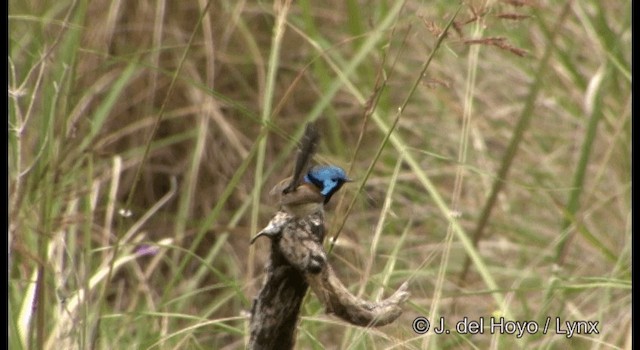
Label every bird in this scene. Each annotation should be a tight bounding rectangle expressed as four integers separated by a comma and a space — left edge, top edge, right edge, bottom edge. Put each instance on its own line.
250, 122, 352, 244
271, 164, 352, 217
272, 122, 351, 216
249, 122, 351, 244
250, 165, 351, 245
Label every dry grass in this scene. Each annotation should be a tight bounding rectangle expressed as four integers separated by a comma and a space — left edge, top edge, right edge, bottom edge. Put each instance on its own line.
9, 0, 630, 349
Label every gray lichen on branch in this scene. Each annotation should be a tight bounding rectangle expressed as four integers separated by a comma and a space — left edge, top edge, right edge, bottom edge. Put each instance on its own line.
249, 208, 409, 349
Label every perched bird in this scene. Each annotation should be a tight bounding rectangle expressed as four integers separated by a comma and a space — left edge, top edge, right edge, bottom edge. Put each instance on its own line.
250, 122, 351, 244
270, 122, 351, 216
250, 165, 350, 245
271, 164, 351, 216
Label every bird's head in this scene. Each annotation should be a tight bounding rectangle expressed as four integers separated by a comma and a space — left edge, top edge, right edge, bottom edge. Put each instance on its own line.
304, 165, 352, 204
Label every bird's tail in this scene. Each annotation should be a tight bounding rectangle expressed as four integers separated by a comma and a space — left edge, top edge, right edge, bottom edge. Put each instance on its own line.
283, 122, 319, 194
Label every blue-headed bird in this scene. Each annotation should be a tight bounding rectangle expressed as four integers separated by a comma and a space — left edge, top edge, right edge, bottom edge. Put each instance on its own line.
250, 123, 350, 244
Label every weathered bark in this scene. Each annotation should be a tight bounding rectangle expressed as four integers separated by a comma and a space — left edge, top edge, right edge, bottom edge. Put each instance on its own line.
306, 266, 409, 327
248, 249, 310, 349
248, 209, 409, 349
248, 210, 325, 350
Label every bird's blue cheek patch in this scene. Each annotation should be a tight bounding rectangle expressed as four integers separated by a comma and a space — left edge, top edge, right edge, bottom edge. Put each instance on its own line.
320, 181, 337, 196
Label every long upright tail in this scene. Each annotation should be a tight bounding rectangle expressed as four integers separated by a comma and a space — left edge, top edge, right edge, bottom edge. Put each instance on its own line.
283, 122, 319, 194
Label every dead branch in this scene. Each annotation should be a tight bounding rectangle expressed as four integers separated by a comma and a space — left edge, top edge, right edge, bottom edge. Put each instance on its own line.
249, 210, 409, 349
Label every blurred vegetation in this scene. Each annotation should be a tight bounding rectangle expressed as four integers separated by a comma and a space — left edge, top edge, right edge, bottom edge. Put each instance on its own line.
9, 0, 630, 349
